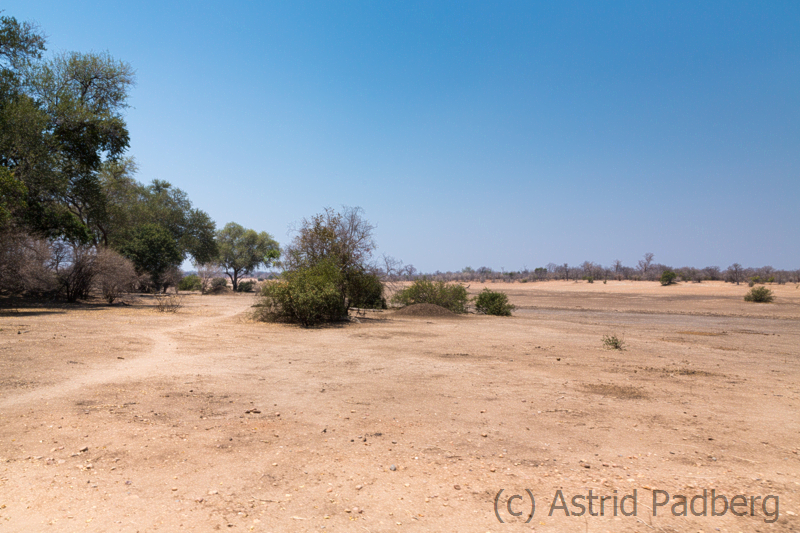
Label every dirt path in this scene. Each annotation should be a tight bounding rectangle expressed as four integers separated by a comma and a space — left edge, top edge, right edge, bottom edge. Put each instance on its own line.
0, 296, 251, 411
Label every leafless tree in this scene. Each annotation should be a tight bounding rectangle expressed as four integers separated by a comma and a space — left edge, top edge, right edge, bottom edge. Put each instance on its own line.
283, 206, 376, 275
727, 263, 743, 285
161, 266, 183, 293
0, 230, 54, 296
638, 253, 655, 279
49, 242, 97, 302
94, 247, 138, 303
612, 259, 623, 280
703, 266, 721, 281
196, 263, 222, 294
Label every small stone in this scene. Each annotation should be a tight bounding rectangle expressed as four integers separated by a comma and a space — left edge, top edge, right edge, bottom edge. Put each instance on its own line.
353, 507, 362, 514
79, 446, 88, 453
481, 433, 488, 437
171, 487, 178, 491
208, 490, 218, 495
389, 464, 397, 471
454, 484, 461, 490
356, 484, 363, 490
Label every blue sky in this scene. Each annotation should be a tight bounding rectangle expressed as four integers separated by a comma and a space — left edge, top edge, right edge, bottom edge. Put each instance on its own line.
6, 1, 799, 271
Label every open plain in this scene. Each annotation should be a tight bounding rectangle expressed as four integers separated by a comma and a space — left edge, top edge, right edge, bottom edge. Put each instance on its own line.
1, 281, 799, 532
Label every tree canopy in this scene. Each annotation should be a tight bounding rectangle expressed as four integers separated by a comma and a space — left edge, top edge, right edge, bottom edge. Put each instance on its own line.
0, 13, 218, 293
216, 222, 279, 290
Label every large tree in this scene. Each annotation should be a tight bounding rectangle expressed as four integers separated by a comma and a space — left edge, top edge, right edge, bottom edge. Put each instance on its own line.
101, 174, 217, 264
216, 222, 279, 290
1, 14, 136, 242
117, 223, 182, 291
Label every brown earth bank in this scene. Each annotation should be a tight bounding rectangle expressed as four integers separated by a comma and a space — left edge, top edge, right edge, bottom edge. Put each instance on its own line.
0, 280, 798, 532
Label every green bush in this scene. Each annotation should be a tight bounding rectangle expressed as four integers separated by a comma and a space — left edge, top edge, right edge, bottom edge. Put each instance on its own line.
744, 286, 774, 303
602, 334, 625, 350
256, 259, 347, 326
178, 274, 202, 291
474, 288, 515, 316
391, 279, 469, 314
586, 276, 594, 284
236, 280, 256, 292
207, 277, 229, 294
346, 270, 386, 309
660, 270, 677, 286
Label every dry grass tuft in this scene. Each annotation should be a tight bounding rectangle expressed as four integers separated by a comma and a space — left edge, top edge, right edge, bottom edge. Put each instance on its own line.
582, 383, 647, 399
154, 293, 183, 313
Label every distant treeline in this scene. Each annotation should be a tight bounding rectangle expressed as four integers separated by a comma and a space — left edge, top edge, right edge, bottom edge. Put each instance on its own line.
234, 254, 799, 286
379, 255, 799, 285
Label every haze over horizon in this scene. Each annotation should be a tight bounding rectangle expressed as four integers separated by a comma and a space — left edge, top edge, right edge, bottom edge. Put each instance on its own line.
6, 1, 798, 271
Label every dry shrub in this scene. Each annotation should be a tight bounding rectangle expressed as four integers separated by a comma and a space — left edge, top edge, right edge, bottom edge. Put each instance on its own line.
207, 277, 230, 294
94, 248, 137, 303
155, 293, 183, 312
49, 242, 98, 302
196, 263, 223, 294
161, 266, 183, 293
0, 230, 55, 295
582, 383, 647, 399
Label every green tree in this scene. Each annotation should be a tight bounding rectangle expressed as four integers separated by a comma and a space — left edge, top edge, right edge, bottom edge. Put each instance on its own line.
283, 206, 382, 312
660, 270, 677, 286
97, 168, 217, 264
257, 207, 385, 324
17, 51, 134, 241
216, 222, 279, 291
0, 166, 25, 226
1, 14, 136, 242
117, 223, 182, 291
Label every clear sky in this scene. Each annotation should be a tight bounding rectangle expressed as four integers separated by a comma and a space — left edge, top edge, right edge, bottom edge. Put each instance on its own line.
5, 1, 799, 271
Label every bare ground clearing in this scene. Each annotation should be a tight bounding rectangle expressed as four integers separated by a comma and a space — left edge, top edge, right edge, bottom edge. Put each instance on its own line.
0, 281, 798, 532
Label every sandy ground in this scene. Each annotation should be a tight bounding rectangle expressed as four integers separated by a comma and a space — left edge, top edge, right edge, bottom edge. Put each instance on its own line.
0, 280, 798, 533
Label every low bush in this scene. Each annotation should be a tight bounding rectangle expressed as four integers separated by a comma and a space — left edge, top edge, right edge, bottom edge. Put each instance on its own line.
207, 277, 229, 294
744, 286, 774, 303
474, 288, 515, 316
178, 274, 202, 291
346, 270, 386, 309
155, 293, 183, 312
660, 270, 677, 286
256, 259, 347, 326
236, 280, 256, 292
94, 248, 137, 303
391, 279, 469, 314
602, 334, 625, 350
